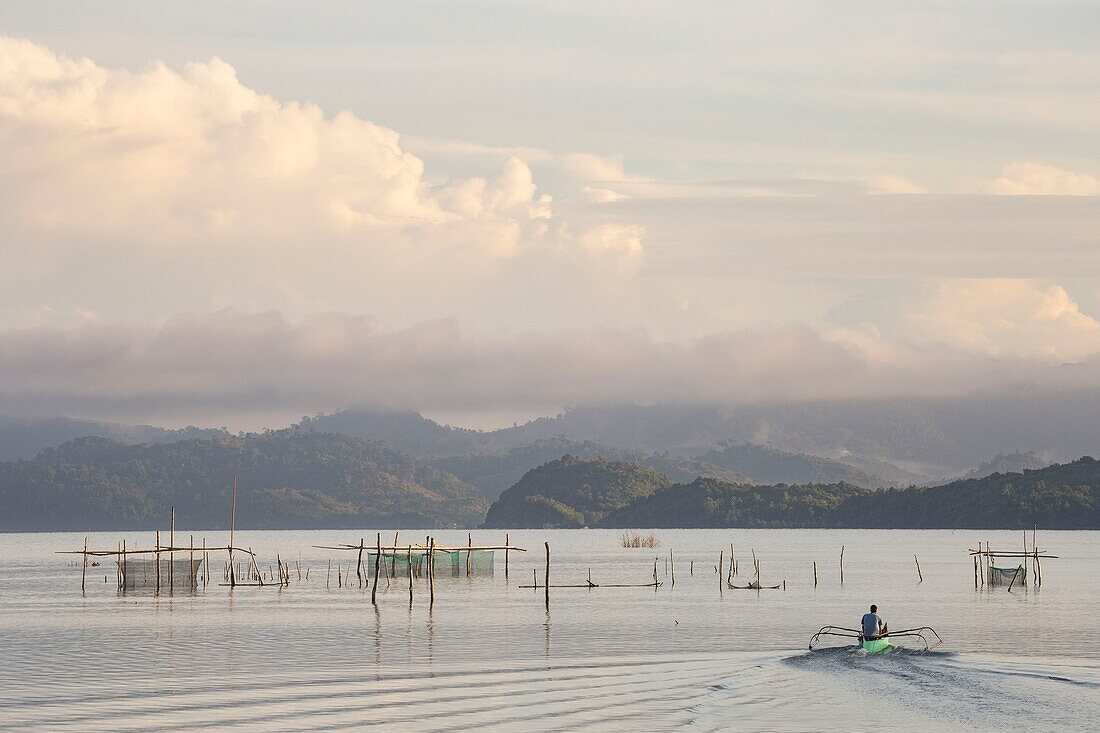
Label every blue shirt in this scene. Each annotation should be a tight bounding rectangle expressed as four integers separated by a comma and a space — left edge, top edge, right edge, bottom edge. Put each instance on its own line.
861, 612, 883, 638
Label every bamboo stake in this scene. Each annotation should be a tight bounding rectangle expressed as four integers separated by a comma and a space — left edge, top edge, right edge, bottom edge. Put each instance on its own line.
718, 550, 724, 588
327, 559, 331, 588
467, 532, 472, 577
840, 545, 845, 585
544, 542, 550, 610
813, 561, 818, 587
670, 549, 675, 587
357, 538, 364, 588
391, 532, 399, 577
731, 542, 736, 577
1022, 529, 1028, 588
505, 533, 510, 580
914, 555, 923, 583
82, 537, 88, 591
372, 533, 381, 604
155, 530, 161, 593
408, 545, 414, 605
229, 475, 237, 587
169, 506, 175, 591
428, 538, 435, 605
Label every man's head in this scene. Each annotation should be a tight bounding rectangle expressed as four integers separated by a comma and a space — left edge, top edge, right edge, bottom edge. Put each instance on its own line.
870, 604, 877, 613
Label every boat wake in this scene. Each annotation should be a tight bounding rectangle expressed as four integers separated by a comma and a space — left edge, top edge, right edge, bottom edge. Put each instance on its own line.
774, 647, 1100, 732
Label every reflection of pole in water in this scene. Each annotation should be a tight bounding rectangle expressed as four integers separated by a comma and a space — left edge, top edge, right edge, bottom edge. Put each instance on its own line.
426, 603, 435, 674
374, 604, 383, 680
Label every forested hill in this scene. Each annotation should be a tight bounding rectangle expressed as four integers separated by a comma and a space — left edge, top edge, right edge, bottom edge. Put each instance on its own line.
0, 431, 488, 531
488, 456, 1100, 529
482, 455, 673, 528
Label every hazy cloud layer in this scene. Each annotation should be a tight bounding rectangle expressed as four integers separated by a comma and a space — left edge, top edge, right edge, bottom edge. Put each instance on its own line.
3, 308, 1099, 428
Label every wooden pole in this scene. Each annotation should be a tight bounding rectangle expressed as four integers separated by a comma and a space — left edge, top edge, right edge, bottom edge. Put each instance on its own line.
327, 558, 331, 588
391, 532, 399, 577
974, 555, 979, 588
408, 545, 414, 605
505, 533, 510, 579
467, 532, 472, 577
169, 506, 175, 591
670, 549, 675, 587
813, 561, 818, 587
371, 533, 381, 604
731, 542, 736, 577
544, 542, 550, 610
690, 560, 694, 575
1022, 529, 1028, 587
914, 555, 923, 583
155, 530, 161, 592
82, 537, 88, 591
428, 538, 435, 605
718, 550, 724, 588
229, 475, 237, 587
839, 545, 845, 585
357, 538, 364, 588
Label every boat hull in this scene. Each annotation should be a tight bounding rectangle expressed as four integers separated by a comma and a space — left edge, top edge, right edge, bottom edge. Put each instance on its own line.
861, 637, 891, 653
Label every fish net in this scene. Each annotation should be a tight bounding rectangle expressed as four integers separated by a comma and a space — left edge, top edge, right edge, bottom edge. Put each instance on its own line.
366, 549, 495, 577
988, 564, 1026, 586
115, 556, 205, 590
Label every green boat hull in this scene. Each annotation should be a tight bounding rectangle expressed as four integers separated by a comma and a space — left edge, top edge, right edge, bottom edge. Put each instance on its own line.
861, 637, 892, 653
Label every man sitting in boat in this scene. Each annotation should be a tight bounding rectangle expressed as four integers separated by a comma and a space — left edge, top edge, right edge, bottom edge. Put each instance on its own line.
861, 604, 888, 640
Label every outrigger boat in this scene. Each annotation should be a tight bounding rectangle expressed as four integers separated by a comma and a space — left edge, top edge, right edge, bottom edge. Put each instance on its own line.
808, 625, 943, 653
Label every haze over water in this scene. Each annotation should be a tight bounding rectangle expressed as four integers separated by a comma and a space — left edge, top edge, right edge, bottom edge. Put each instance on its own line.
2, 529, 1097, 732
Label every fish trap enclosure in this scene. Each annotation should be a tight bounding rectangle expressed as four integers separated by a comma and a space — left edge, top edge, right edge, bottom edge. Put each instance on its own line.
432, 549, 495, 577
365, 549, 495, 577
117, 556, 205, 591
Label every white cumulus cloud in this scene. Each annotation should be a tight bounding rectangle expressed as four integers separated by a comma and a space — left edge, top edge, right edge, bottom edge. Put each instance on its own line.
0, 37, 645, 325
985, 163, 1100, 196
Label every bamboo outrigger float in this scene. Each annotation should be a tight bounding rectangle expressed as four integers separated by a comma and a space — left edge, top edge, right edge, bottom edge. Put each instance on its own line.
809, 625, 944, 652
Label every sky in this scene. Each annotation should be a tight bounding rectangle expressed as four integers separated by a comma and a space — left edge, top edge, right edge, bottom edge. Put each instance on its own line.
1, 1, 1099, 428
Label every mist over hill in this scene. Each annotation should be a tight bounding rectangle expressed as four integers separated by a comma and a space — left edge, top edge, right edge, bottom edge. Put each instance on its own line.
304, 393, 1100, 477
0, 416, 227, 462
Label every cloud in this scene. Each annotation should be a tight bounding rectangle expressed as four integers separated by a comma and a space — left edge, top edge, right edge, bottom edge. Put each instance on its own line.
2, 309, 1098, 428
985, 163, 1100, 196
902, 280, 1100, 361
0, 37, 645, 324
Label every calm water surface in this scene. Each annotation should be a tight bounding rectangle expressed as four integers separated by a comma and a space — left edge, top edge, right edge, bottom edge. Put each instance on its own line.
1, 529, 1097, 732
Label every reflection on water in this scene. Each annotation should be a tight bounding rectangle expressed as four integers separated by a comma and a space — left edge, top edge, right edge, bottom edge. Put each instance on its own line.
0, 529, 1097, 731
